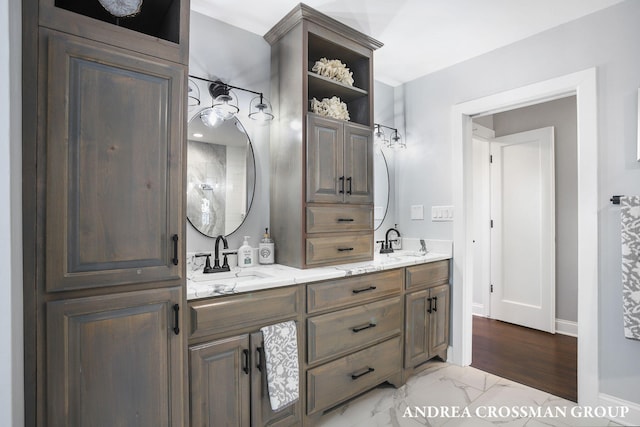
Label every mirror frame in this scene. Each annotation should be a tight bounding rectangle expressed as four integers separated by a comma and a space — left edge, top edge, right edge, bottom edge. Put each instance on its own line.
186, 112, 257, 238
374, 146, 390, 231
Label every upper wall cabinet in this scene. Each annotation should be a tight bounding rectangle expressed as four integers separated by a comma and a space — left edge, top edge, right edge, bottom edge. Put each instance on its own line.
265, 3, 382, 269
37, 0, 190, 64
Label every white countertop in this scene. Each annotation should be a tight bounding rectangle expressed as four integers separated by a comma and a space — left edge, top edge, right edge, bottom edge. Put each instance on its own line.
186, 239, 452, 300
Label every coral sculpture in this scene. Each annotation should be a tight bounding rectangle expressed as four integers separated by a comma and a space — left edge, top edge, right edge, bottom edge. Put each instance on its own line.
312, 58, 354, 86
98, 0, 143, 17
310, 97, 350, 121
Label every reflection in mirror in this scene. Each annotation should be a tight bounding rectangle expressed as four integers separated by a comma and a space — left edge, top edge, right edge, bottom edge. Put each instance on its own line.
187, 111, 256, 237
373, 145, 390, 230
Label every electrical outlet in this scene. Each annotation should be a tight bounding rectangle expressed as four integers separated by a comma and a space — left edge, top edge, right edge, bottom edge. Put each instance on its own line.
410, 205, 424, 220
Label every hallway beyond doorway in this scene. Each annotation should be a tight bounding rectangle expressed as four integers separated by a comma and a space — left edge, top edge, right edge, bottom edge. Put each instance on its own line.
471, 315, 577, 402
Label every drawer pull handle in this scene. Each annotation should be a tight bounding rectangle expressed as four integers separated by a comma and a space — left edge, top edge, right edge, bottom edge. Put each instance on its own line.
337, 218, 355, 222
427, 297, 433, 314
433, 296, 438, 312
351, 367, 375, 380
352, 322, 376, 333
352, 286, 377, 294
242, 349, 250, 375
338, 247, 354, 252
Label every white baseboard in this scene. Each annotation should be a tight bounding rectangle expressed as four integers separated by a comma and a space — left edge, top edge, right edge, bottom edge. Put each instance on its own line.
599, 393, 640, 426
472, 303, 486, 317
555, 319, 578, 337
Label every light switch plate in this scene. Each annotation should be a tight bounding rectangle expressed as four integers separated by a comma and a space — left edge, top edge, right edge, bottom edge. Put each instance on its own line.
432, 205, 454, 221
411, 205, 424, 220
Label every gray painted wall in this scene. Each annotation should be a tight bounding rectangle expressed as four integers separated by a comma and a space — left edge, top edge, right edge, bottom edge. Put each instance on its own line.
492, 96, 578, 323
398, 1, 640, 403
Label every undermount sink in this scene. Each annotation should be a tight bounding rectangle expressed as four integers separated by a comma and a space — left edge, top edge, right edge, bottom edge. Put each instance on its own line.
190, 270, 272, 283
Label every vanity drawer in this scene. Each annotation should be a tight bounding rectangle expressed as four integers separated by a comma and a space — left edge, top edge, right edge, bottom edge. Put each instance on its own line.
406, 260, 450, 290
189, 286, 300, 339
305, 234, 373, 266
307, 269, 402, 313
306, 336, 401, 415
307, 296, 401, 364
306, 205, 373, 233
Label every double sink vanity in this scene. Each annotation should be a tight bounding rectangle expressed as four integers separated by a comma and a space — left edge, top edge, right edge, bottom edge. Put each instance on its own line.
186, 241, 452, 426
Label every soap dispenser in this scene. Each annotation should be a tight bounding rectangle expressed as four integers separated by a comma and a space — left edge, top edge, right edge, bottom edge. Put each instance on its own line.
238, 236, 255, 268
258, 228, 275, 264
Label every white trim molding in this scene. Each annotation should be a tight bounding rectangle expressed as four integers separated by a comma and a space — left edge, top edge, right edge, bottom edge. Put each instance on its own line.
555, 319, 578, 337
452, 68, 599, 407
599, 393, 640, 426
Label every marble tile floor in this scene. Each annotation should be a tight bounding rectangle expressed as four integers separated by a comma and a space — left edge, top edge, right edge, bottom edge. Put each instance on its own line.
317, 362, 622, 427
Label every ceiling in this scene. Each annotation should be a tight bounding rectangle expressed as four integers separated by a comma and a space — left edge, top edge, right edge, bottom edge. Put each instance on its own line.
191, 0, 624, 87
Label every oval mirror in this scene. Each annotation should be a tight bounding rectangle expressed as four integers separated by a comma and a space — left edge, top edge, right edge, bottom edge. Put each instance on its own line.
373, 145, 390, 230
187, 111, 256, 237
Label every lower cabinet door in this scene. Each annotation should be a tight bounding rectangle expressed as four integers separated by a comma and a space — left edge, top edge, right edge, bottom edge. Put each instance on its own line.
429, 284, 450, 357
404, 289, 430, 368
47, 286, 185, 427
250, 331, 301, 427
190, 335, 251, 427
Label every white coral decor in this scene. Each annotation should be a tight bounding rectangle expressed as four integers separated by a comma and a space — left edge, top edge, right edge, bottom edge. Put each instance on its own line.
98, 0, 143, 17
312, 58, 354, 86
311, 97, 350, 121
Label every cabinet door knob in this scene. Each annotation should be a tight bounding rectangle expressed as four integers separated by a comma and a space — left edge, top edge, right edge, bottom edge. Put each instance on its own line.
242, 349, 250, 375
172, 234, 179, 265
172, 304, 180, 335
256, 347, 263, 372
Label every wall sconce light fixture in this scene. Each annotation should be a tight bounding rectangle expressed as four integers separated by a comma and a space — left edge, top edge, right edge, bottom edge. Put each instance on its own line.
374, 123, 405, 150
189, 75, 275, 126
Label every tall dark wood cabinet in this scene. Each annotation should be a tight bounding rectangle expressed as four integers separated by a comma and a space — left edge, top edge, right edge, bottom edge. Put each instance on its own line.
22, 0, 190, 425
265, 4, 382, 269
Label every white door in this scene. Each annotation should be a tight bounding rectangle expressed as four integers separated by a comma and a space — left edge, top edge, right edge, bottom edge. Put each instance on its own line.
490, 127, 555, 333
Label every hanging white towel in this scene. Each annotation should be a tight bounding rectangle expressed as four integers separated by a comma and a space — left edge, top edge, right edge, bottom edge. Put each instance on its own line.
260, 321, 299, 411
620, 196, 640, 340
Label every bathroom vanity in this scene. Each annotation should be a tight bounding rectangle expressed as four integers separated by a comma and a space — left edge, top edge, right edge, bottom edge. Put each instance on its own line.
186, 248, 452, 426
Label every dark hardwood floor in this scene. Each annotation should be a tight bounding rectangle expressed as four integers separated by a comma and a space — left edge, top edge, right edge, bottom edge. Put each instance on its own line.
471, 316, 577, 402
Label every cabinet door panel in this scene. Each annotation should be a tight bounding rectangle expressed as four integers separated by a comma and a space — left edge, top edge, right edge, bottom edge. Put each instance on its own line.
404, 289, 430, 368
190, 335, 251, 427
344, 123, 373, 204
47, 287, 185, 427
307, 114, 344, 203
44, 31, 184, 292
429, 284, 450, 357
250, 331, 301, 427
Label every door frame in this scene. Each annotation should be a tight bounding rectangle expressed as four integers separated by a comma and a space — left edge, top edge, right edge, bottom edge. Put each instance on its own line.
451, 68, 598, 406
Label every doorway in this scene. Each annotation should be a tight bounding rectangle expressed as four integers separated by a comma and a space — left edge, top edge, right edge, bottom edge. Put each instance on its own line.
450, 68, 599, 406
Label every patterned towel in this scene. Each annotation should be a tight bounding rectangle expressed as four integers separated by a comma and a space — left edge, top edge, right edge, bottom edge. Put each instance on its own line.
621, 196, 640, 340
260, 321, 300, 411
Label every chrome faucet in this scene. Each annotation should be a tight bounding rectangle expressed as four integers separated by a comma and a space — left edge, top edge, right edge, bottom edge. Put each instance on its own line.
378, 226, 401, 254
